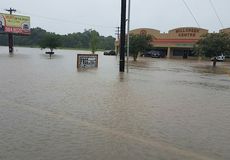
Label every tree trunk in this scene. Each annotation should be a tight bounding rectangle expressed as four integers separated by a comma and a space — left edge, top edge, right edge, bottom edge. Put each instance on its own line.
49, 48, 54, 59
133, 54, 137, 61
133, 52, 139, 61
213, 57, 217, 67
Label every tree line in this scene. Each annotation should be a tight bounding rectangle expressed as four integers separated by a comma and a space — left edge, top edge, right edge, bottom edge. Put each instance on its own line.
0, 27, 115, 50
194, 32, 230, 66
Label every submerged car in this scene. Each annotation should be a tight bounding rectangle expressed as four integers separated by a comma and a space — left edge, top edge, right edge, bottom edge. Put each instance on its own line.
142, 50, 165, 58
104, 50, 116, 56
211, 54, 225, 61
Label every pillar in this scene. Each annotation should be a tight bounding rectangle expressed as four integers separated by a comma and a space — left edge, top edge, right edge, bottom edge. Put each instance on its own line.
167, 47, 171, 58
8, 33, 14, 53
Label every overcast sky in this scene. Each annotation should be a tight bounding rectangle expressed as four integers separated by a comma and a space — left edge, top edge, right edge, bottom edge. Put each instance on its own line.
1, 0, 229, 36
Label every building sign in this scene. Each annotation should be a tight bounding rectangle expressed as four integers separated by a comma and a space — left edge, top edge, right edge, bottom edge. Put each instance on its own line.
176, 28, 200, 37
0, 13, 31, 35
77, 54, 98, 68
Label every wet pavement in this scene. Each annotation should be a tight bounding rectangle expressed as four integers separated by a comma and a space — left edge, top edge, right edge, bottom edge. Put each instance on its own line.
0, 47, 230, 160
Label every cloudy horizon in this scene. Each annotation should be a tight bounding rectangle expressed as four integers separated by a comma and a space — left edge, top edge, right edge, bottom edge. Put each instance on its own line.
1, 0, 229, 36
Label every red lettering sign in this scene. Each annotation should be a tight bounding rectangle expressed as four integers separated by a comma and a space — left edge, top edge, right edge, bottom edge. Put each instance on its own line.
4, 26, 30, 35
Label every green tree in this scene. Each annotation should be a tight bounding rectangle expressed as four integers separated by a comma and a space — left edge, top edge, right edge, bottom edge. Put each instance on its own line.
90, 30, 99, 54
14, 27, 47, 46
194, 32, 230, 66
129, 34, 153, 61
0, 34, 8, 46
97, 35, 115, 50
1, 27, 115, 50
39, 34, 61, 52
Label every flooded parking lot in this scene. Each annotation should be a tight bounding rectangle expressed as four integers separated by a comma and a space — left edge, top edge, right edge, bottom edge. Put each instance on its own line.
0, 47, 230, 160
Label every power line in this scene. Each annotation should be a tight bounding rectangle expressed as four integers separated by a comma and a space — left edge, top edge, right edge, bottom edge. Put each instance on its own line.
209, 0, 224, 28
181, 0, 200, 28
2, 9, 116, 35
17, 10, 115, 30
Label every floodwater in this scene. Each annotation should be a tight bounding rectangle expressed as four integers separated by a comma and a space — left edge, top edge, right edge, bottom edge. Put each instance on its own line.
0, 47, 230, 160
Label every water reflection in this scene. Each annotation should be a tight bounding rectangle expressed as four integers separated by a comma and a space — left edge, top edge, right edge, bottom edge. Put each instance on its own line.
0, 47, 230, 160
194, 65, 230, 75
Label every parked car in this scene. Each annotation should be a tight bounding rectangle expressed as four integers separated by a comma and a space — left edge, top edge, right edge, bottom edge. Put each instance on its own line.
142, 50, 165, 58
141, 51, 152, 57
104, 50, 116, 56
151, 51, 161, 58
211, 54, 225, 61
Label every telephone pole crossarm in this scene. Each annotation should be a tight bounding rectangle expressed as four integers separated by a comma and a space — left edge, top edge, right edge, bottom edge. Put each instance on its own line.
5, 8, 16, 14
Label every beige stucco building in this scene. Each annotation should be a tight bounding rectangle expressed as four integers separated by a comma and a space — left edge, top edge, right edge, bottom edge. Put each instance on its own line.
220, 28, 230, 33
115, 27, 229, 58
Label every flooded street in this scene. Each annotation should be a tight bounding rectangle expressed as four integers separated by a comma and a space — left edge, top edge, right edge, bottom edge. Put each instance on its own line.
0, 47, 230, 160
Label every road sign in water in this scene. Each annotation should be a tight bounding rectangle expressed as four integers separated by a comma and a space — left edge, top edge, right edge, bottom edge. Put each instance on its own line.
77, 54, 98, 68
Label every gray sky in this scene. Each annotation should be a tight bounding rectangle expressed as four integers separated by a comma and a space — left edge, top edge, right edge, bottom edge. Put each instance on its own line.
1, 0, 229, 36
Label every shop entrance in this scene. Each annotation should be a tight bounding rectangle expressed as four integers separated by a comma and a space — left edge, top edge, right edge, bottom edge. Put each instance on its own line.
173, 48, 194, 57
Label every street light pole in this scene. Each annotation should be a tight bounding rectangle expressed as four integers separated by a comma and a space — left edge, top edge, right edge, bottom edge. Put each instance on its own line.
126, 0, 131, 73
119, 0, 126, 72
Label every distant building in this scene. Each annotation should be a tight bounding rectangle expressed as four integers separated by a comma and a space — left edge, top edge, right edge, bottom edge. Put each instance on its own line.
220, 28, 230, 34
115, 27, 230, 58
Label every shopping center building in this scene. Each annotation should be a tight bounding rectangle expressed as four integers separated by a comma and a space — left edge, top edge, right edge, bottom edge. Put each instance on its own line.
115, 27, 230, 58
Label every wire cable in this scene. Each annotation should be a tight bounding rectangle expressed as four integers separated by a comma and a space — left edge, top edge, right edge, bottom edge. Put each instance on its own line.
17, 10, 116, 30
182, 0, 200, 28
209, 0, 224, 28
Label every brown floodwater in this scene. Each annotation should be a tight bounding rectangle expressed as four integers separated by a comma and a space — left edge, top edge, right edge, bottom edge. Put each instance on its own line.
0, 47, 230, 160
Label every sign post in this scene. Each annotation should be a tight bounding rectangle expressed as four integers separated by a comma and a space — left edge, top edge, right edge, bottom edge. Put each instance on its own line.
8, 33, 13, 53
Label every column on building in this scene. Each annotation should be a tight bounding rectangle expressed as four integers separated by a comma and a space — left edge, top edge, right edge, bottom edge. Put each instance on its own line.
167, 47, 171, 58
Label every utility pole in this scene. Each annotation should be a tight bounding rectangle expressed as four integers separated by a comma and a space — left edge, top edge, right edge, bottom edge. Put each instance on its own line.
119, 0, 126, 72
115, 27, 120, 40
126, 0, 131, 73
5, 8, 16, 53
115, 26, 120, 55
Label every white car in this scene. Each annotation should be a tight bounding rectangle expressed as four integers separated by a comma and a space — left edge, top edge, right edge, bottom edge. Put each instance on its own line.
211, 54, 225, 61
